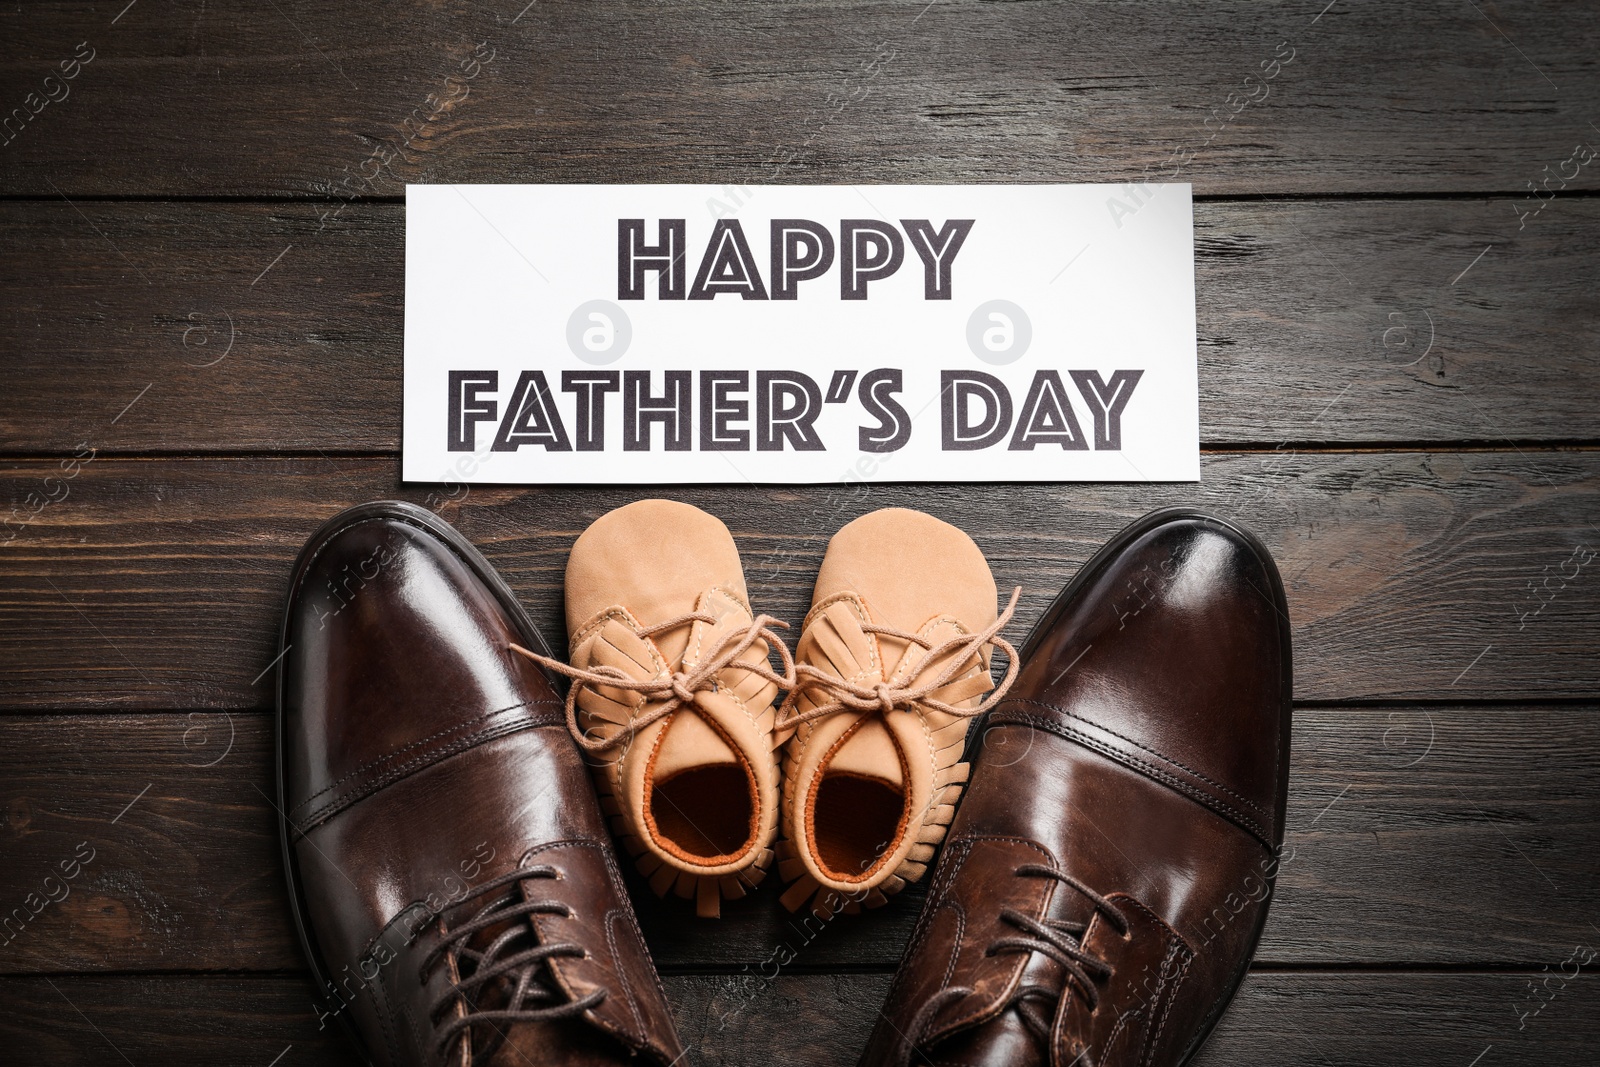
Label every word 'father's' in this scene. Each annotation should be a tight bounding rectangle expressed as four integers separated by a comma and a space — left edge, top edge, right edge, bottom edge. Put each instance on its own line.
448, 369, 1142, 454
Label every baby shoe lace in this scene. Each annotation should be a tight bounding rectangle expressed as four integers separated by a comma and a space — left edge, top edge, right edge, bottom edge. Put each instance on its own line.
415, 863, 604, 1065
897, 862, 1129, 1067
774, 587, 1022, 731
510, 612, 796, 754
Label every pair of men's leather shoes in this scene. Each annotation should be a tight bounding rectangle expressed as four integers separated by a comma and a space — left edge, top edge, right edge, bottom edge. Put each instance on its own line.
277, 501, 1290, 1067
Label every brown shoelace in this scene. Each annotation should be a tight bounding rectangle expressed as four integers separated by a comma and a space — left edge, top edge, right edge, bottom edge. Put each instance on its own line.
414, 864, 604, 1064
898, 863, 1129, 1066
510, 611, 797, 754
774, 587, 1022, 731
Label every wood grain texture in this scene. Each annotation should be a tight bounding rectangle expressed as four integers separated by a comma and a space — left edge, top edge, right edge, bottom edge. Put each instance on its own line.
1, 1, 1597, 197
1, 452, 1596, 709
1, 972, 1595, 1066
1, 196, 1597, 454
0, 0, 1595, 1059
2, 706, 1595, 974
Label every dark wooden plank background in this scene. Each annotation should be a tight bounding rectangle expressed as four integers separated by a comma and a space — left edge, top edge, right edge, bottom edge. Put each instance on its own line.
2, 1, 1597, 1065
3, 0, 1598, 197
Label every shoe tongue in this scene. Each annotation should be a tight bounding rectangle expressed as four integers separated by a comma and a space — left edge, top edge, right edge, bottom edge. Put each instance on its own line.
442, 901, 562, 1065
459, 901, 548, 988
481, 1019, 627, 1066
930, 1007, 1049, 1067
649, 589, 753, 781
798, 599, 913, 789
445, 888, 629, 1066
926, 863, 1105, 1067
651, 705, 740, 780
919, 923, 1079, 1067
824, 716, 904, 788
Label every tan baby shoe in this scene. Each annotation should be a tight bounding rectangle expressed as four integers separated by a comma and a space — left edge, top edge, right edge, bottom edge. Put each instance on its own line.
775, 508, 1019, 915
512, 499, 794, 918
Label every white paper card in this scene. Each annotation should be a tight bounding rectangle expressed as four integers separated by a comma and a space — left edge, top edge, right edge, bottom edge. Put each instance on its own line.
403, 183, 1198, 485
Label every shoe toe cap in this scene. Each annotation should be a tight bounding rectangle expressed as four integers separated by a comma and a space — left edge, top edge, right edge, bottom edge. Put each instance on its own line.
282, 506, 544, 821
1013, 511, 1292, 844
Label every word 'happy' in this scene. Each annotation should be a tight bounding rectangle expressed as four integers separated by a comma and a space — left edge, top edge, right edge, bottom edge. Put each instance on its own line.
618, 218, 975, 300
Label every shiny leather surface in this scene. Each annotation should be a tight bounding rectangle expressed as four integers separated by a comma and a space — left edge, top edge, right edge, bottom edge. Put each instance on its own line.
278, 502, 684, 1066
861, 510, 1293, 1067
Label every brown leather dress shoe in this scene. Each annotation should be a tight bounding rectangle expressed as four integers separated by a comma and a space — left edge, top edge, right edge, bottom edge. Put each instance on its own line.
277, 502, 685, 1067
860, 508, 1293, 1067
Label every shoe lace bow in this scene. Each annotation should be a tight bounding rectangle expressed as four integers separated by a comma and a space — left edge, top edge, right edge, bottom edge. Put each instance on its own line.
510, 612, 796, 754
774, 587, 1022, 732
